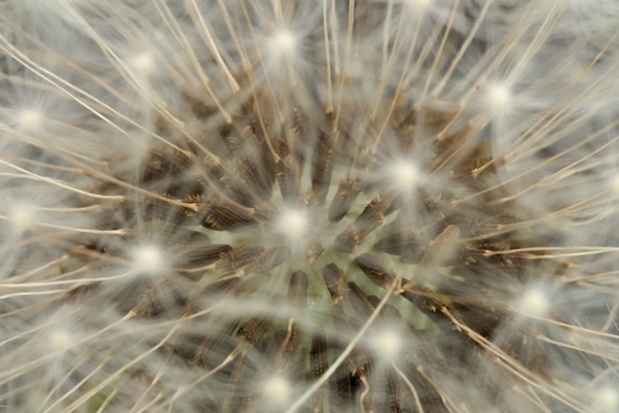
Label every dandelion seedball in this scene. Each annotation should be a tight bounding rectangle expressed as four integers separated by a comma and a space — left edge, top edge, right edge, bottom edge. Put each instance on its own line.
1, 1, 619, 412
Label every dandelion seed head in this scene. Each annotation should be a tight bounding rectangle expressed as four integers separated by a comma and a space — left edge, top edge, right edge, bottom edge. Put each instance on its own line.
262, 375, 290, 405
594, 386, 618, 412
265, 28, 300, 64
2, 1, 619, 412
7, 202, 35, 233
49, 328, 72, 354
518, 288, 549, 317
277, 208, 308, 242
370, 327, 403, 362
271, 29, 297, 54
16, 109, 44, 133
388, 159, 420, 194
407, 0, 431, 11
128, 51, 156, 78
609, 174, 619, 196
484, 82, 512, 114
129, 244, 167, 277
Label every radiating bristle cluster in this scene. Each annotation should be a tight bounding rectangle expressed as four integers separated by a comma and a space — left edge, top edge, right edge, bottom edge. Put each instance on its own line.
1, 1, 619, 412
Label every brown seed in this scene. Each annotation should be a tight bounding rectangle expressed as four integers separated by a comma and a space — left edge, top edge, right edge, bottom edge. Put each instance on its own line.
277, 320, 304, 371
306, 236, 325, 265
178, 243, 232, 273
192, 319, 239, 367
199, 197, 259, 231
323, 263, 350, 304
386, 372, 403, 413
333, 225, 362, 254
355, 194, 397, 234
276, 155, 303, 202
398, 282, 445, 318
218, 246, 265, 272
374, 224, 423, 264
355, 253, 395, 288
335, 193, 397, 253
421, 225, 461, 267
311, 129, 335, 204
310, 329, 329, 412
200, 273, 239, 297
238, 315, 273, 347
328, 176, 363, 222
345, 282, 375, 317
132, 278, 187, 317
288, 270, 308, 306
226, 157, 272, 205
404, 224, 460, 286
244, 246, 290, 274
330, 305, 370, 373
310, 329, 328, 379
